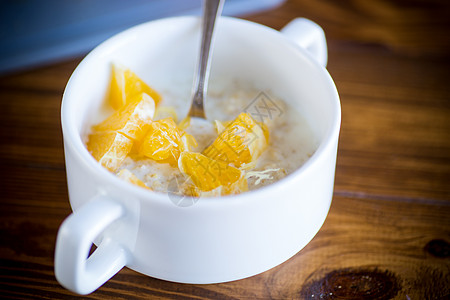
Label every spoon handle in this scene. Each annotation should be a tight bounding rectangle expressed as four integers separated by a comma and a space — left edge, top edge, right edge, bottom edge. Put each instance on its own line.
190, 0, 224, 119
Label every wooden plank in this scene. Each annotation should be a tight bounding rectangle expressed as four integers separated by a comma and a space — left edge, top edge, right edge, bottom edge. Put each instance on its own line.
247, 0, 450, 56
0, 196, 448, 299
327, 42, 450, 201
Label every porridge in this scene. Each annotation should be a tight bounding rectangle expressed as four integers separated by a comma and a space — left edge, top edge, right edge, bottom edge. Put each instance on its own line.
85, 65, 318, 197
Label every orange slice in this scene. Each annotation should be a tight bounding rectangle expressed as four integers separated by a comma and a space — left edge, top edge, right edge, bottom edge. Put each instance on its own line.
86, 131, 133, 172
203, 112, 269, 167
92, 92, 155, 141
109, 64, 162, 110
178, 152, 248, 195
213, 120, 232, 135
178, 116, 191, 131
116, 169, 150, 190
139, 118, 194, 165
180, 132, 198, 152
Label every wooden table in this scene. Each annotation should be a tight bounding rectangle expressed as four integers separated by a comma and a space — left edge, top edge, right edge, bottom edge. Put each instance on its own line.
1, 0, 449, 299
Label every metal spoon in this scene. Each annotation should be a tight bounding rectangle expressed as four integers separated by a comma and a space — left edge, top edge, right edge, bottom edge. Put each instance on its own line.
188, 0, 224, 120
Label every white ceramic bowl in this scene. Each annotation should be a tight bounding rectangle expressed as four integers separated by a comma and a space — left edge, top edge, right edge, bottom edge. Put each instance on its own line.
55, 16, 340, 294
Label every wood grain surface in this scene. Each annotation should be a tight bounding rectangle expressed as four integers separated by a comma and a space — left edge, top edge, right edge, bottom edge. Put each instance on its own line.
1, 0, 449, 299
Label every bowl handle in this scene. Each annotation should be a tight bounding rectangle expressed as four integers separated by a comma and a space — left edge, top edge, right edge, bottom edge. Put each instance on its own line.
281, 18, 328, 67
54, 195, 129, 295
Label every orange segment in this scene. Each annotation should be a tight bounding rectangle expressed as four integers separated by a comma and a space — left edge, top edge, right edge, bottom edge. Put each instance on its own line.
109, 64, 162, 110
92, 92, 155, 141
86, 132, 133, 172
203, 112, 269, 167
138, 118, 187, 165
178, 116, 191, 130
199, 180, 248, 197
179, 132, 198, 152
178, 152, 248, 195
213, 120, 232, 135
116, 169, 150, 190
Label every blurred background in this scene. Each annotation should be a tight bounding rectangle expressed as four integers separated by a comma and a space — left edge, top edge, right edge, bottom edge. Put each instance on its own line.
2, 0, 449, 75
0, 0, 286, 74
